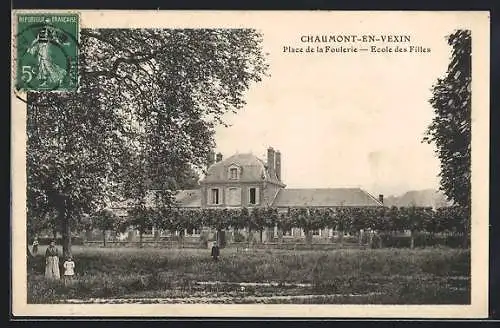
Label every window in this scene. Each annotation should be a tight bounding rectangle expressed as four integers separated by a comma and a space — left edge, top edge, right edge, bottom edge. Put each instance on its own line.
249, 187, 258, 205
229, 167, 238, 180
210, 188, 219, 205
226, 187, 241, 206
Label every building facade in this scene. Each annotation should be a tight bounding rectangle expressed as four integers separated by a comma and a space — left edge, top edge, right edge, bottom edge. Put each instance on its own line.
180, 147, 383, 209
169, 147, 384, 243
107, 147, 384, 245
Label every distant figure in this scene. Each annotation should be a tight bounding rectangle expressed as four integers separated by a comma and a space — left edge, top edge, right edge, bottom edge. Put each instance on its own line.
32, 237, 39, 255
45, 241, 60, 279
211, 241, 220, 261
63, 257, 75, 285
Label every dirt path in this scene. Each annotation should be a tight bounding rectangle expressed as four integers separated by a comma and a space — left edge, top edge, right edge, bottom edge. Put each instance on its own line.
62, 292, 385, 304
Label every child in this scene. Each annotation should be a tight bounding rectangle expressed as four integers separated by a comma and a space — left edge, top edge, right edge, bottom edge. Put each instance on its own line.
63, 257, 75, 285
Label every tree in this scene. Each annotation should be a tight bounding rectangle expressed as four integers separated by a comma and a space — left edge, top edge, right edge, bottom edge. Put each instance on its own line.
289, 208, 324, 246
91, 209, 120, 247
424, 30, 471, 210
334, 207, 353, 246
277, 210, 293, 243
147, 165, 201, 190
249, 207, 277, 243
404, 207, 424, 249
205, 208, 231, 246
26, 29, 269, 258
27, 208, 59, 240
127, 204, 154, 247
237, 207, 251, 244
227, 208, 246, 233
259, 207, 278, 243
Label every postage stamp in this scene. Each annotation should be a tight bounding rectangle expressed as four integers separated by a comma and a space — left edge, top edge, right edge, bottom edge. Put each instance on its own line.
10, 10, 490, 318
15, 13, 79, 92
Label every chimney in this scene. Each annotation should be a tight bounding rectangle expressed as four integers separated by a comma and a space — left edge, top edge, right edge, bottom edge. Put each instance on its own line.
216, 152, 223, 162
267, 147, 275, 176
378, 194, 384, 204
275, 150, 282, 181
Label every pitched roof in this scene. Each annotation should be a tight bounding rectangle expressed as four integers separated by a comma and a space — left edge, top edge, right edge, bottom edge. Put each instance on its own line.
143, 189, 202, 208
173, 189, 202, 207
201, 153, 283, 185
271, 188, 383, 207
110, 189, 202, 209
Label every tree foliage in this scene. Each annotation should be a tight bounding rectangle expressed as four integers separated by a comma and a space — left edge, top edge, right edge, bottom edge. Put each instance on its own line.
424, 30, 471, 209
91, 209, 120, 246
118, 205, 469, 242
26, 28, 269, 257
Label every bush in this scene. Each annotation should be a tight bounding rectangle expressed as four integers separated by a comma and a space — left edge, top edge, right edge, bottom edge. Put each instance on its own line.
199, 232, 209, 248
233, 231, 245, 243
380, 233, 464, 248
36, 237, 84, 246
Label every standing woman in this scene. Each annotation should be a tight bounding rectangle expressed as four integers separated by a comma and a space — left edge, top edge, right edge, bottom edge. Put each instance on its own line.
45, 241, 60, 279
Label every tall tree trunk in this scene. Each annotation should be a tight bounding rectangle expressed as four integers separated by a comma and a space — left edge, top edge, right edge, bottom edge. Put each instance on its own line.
462, 231, 469, 249
259, 229, 263, 243
463, 207, 470, 248
278, 228, 283, 244
304, 228, 312, 246
59, 197, 72, 259
139, 231, 143, 248
216, 229, 223, 247
410, 230, 416, 249
179, 230, 185, 248
85, 229, 93, 242
339, 230, 344, 247
102, 230, 107, 247
62, 217, 72, 259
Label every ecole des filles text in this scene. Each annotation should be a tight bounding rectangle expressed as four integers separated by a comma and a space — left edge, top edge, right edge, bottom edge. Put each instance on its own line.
283, 44, 430, 54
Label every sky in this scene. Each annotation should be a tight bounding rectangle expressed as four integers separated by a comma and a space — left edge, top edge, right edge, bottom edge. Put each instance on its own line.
212, 14, 462, 197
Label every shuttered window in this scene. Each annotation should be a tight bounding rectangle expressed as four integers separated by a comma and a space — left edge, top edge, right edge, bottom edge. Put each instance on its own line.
249, 187, 260, 205
209, 188, 220, 205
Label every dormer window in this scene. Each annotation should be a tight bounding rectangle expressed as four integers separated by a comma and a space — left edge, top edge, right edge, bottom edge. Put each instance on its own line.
228, 165, 240, 180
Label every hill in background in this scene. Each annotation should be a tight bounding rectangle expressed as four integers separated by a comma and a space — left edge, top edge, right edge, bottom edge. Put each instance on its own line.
383, 189, 452, 208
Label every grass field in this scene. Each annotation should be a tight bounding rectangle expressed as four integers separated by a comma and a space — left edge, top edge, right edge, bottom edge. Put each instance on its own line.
27, 245, 470, 304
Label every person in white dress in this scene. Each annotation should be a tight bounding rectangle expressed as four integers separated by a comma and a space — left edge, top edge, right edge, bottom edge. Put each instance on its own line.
45, 241, 60, 279
63, 257, 75, 285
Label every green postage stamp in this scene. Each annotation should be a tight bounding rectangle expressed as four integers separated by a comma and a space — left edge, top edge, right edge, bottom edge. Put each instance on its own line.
15, 13, 79, 92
